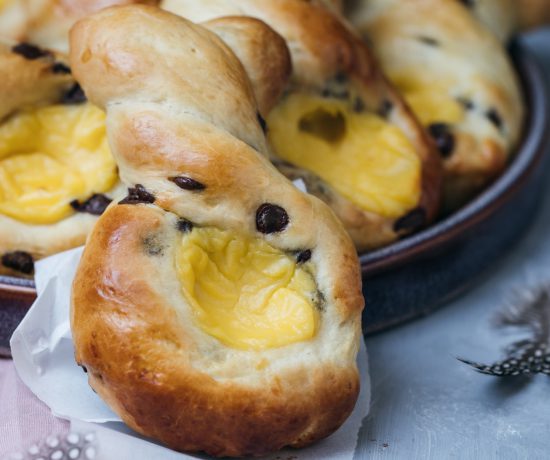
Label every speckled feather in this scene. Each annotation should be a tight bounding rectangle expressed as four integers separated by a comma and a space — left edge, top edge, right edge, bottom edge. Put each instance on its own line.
459, 285, 550, 377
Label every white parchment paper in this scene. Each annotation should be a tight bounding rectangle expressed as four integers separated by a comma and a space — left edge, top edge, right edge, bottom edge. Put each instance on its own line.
10, 246, 370, 460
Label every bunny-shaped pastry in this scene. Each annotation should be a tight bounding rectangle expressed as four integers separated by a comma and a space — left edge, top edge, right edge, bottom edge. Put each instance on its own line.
70, 5, 363, 457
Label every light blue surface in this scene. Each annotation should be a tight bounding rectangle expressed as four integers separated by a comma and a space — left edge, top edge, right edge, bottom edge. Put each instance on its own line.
357, 29, 550, 460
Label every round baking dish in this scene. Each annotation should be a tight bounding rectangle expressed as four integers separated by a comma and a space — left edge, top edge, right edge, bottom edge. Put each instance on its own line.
0, 40, 548, 355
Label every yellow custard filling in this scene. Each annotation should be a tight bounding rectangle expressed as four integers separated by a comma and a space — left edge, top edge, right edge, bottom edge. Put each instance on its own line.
176, 227, 319, 350
391, 74, 465, 126
267, 93, 421, 218
0, 103, 117, 224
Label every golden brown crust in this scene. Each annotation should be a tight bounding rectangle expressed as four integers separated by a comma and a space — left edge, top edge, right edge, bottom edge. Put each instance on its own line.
73, 205, 360, 457
315, 0, 344, 13
70, 5, 363, 456
453, 0, 550, 41
0, 39, 72, 119
516, 0, 550, 31
347, 0, 524, 210
0, 0, 159, 53
204, 17, 292, 116
162, 0, 442, 251
344, 0, 550, 42
460, 0, 518, 41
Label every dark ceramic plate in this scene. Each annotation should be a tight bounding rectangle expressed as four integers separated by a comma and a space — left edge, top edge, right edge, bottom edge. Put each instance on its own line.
0, 41, 548, 356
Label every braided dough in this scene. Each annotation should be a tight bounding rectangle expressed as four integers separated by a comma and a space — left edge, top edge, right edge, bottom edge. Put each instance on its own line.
162, 0, 442, 251
346, 0, 524, 210
70, 5, 363, 456
202, 16, 291, 116
0, 40, 123, 276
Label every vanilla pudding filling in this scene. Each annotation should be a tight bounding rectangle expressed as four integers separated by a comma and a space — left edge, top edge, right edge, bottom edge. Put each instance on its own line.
390, 74, 465, 126
175, 226, 319, 351
267, 93, 421, 218
0, 103, 117, 224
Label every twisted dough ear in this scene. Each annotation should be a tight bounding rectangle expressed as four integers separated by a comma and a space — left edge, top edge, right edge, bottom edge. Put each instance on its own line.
70, 5, 363, 457
204, 17, 292, 116
347, 0, 524, 209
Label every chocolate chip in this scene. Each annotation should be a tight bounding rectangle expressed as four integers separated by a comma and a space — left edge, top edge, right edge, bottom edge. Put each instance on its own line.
70, 194, 111, 215
459, 0, 475, 7
321, 88, 349, 100
393, 208, 426, 233
256, 203, 289, 234
378, 99, 393, 118
176, 218, 193, 233
51, 62, 71, 74
12, 42, 51, 60
61, 83, 87, 104
353, 97, 365, 113
457, 97, 474, 110
119, 184, 155, 205
143, 235, 164, 256
169, 176, 206, 191
486, 108, 503, 130
334, 72, 347, 84
296, 249, 312, 264
1, 251, 34, 274
428, 123, 455, 158
257, 112, 267, 134
417, 36, 439, 47
335, 90, 349, 99
315, 290, 326, 312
